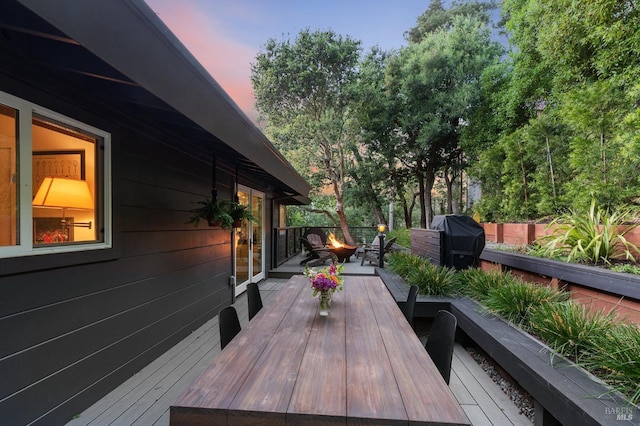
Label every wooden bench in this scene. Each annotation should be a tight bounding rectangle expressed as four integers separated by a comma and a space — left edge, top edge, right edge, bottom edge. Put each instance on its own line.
377, 268, 636, 426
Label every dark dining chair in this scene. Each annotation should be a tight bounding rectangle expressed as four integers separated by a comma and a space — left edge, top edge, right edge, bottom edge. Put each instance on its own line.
424, 310, 457, 385
219, 306, 241, 350
247, 283, 263, 321
403, 285, 419, 330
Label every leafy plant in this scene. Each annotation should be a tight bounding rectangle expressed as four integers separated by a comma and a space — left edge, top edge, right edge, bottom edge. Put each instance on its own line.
387, 228, 410, 249
484, 280, 569, 327
457, 268, 514, 302
609, 264, 640, 276
585, 324, 640, 405
407, 262, 459, 296
225, 202, 257, 224
186, 198, 233, 228
388, 251, 426, 280
529, 301, 617, 362
536, 198, 640, 264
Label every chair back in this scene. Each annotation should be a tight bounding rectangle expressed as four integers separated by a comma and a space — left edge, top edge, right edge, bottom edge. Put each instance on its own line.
300, 237, 314, 252
403, 285, 419, 329
306, 233, 324, 248
303, 227, 327, 245
384, 237, 397, 253
424, 310, 457, 385
247, 283, 263, 321
219, 306, 241, 350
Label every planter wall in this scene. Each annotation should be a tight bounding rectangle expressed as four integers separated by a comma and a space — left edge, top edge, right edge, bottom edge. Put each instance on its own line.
411, 226, 640, 323
480, 249, 640, 324
482, 222, 640, 249
376, 268, 635, 426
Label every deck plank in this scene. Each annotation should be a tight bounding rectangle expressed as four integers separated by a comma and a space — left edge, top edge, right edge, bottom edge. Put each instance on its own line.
452, 346, 531, 426
66, 278, 529, 426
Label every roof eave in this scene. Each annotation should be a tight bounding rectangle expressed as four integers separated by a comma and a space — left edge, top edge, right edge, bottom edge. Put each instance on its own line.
16, 0, 311, 200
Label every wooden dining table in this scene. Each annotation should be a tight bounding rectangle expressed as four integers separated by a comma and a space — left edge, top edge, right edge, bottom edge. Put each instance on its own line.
170, 275, 470, 425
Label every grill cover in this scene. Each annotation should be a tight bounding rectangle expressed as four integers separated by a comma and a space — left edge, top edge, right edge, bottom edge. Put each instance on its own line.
430, 215, 485, 269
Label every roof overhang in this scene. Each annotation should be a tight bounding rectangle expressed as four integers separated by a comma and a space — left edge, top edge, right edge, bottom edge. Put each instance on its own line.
2, 0, 311, 203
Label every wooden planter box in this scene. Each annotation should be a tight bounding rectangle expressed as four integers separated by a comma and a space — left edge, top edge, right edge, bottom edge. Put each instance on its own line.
377, 268, 636, 426
480, 248, 640, 324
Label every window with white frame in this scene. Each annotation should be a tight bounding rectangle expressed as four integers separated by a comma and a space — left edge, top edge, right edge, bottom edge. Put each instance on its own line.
0, 90, 111, 258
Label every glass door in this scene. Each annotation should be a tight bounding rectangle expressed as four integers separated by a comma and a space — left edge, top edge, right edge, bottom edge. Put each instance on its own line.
234, 186, 264, 295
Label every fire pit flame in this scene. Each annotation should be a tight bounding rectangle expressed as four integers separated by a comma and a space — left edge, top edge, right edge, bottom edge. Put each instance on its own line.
328, 232, 344, 248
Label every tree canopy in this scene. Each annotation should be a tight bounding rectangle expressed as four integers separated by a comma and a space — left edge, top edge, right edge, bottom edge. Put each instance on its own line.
251, 0, 640, 229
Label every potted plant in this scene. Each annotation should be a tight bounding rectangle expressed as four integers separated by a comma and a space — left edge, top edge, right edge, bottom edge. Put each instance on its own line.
225, 201, 257, 228
186, 197, 234, 228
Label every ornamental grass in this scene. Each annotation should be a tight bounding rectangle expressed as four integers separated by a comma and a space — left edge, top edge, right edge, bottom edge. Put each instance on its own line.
529, 301, 618, 362
584, 323, 640, 405
483, 280, 569, 328
387, 250, 640, 404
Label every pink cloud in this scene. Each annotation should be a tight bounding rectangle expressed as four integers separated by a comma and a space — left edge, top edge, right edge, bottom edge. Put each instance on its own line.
146, 1, 259, 122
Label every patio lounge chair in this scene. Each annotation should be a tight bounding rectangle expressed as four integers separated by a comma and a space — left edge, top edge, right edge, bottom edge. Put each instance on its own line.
355, 235, 380, 259
300, 236, 335, 267
360, 237, 397, 266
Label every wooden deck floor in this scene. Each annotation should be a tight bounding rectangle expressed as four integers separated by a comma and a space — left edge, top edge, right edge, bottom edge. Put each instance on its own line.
65, 278, 531, 426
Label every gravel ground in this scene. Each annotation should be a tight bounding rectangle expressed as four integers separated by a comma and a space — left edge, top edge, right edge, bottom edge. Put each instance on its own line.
466, 346, 535, 422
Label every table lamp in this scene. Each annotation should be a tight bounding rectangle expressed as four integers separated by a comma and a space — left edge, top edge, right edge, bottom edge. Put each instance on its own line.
32, 177, 94, 234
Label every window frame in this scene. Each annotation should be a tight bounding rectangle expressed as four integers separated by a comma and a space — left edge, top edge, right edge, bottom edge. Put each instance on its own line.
0, 90, 112, 259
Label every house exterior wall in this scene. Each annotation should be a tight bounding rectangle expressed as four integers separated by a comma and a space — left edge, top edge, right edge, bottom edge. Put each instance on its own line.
0, 51, 269, 425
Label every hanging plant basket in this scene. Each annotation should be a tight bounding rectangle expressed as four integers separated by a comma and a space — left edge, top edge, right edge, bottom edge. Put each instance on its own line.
186, 197, 233, 229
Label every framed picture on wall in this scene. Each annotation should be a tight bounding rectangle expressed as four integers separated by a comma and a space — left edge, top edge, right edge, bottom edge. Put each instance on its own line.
33, 217, 74, 244
32, 150, 85, 197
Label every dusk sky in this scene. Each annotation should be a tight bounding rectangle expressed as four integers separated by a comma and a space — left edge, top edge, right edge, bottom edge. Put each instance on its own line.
145, 0, 432, 123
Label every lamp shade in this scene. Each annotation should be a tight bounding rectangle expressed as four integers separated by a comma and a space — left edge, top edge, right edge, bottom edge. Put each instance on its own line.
32, 177, 94, 210
377, 224, 386, 233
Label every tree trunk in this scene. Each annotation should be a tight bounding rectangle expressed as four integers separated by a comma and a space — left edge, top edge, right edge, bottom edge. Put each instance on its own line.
424, 166, 436, 227
444, 171, 454, 214
417, 169, 427, 229
332, 177, 355, 245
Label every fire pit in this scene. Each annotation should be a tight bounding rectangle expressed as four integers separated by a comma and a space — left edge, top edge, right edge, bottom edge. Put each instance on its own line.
327, 233, 357, 262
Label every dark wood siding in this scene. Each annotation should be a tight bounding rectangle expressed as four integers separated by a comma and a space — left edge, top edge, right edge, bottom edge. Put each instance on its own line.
0, 54, 266, 425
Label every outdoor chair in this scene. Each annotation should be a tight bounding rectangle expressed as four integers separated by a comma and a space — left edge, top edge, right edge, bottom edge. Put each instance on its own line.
355, 235, 380, 259
247, 282, 263, 321
403, 285, 419, 330
306, 233, 324, 249
219, 306, 241, 350
302, 227, 328, 246
424, 310, 457, 385
300, 236, 334, 267
360, 237, 397, 266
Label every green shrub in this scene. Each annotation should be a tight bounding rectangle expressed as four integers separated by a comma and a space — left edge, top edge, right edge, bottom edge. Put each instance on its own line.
407, 262, 459, 296
484, 280, 569, 327
387, 251, 426, 280
536, 198, 640, 264
457, 268, 515, 302
609, 263, 640, 276
585, 324, 640, 404
388, 228, 410, 249
529, 301, 618, 362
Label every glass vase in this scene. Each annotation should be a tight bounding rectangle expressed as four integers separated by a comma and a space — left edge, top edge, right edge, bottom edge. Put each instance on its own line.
319, 290, 331, 316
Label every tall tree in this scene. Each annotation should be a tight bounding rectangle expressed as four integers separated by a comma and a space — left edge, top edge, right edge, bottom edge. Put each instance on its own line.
406, 0, 497, 43
388, 15, 503, 227
251, 29, 360, 243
